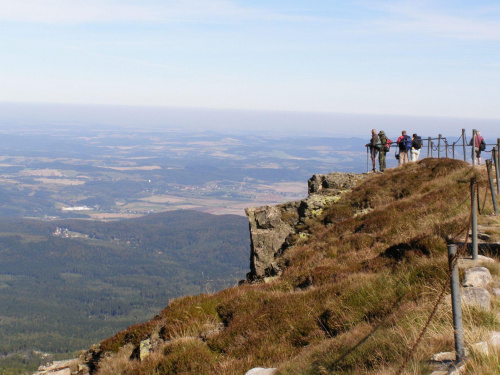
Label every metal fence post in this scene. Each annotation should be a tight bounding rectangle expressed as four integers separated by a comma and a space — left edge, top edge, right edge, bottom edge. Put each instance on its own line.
448, 244, 465, 362
445, 141, 449, 159
472, 129, 476, 166
452, 143, 455, 159
427, 137, 431, 158
486, 160, 498, 215
431, 142, 434, 158
471, 179, 478, 260
438, 134, 442, 159
494, 147, 500, 196
462, 129, 466, 162
497, 138, 500, 175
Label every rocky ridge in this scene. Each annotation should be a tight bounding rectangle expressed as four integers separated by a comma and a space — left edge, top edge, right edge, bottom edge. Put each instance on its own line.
245, 172, 362, 281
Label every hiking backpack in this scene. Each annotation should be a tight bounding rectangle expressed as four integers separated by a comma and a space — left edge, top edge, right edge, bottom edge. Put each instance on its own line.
384, 138, 393, 152
399, 135, 412, 151
480, 140, 486, 151
413, 136, 423, 150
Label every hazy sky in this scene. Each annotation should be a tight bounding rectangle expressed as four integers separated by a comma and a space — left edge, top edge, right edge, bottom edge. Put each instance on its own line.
1, 1, 500, 123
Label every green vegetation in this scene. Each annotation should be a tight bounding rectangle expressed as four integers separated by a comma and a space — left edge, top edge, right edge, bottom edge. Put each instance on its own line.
93, 159, 500, 374
0, 210, 249, 374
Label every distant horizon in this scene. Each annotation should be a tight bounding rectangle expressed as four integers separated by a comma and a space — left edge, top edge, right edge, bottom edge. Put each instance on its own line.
0, 101, 498, 140
3, 2, 500, 121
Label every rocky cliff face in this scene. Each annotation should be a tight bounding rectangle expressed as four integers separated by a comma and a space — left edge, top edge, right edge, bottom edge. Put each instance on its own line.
245, 172, 363, 281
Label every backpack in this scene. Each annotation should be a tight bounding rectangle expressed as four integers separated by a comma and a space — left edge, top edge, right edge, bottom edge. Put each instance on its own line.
399, 135, 411, 151
384, 138, 393, 152
480, 140, 486, 151
413, 136, 423, 150
375, 137, 382, 150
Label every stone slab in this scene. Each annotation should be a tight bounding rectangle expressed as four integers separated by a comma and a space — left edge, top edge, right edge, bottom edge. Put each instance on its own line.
461, 287, 491, 311
462, 267, 492, 288
245, 368, 277, 375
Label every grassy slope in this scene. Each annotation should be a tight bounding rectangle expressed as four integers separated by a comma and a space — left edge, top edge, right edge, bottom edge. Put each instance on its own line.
94, 159, 500, 374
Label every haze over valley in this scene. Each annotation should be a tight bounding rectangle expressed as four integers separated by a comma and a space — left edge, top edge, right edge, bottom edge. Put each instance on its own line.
0, 126, 369, 219
0, 124, 366, 373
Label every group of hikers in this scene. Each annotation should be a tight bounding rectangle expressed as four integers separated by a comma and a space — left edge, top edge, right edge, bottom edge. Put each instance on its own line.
367, 130, 423, 173
366, 129, 486, 173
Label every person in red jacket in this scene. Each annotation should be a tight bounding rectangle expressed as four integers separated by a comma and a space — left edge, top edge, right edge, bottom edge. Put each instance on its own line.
397, 130, 410, 166
471, 130, 485, 165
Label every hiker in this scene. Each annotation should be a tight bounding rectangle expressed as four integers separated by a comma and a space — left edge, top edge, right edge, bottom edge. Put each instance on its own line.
378, 130, 388, 172
366, 129, 380, 172
411, 133, 423, 162
470, 130, 485, 165
397, 130, 411, 166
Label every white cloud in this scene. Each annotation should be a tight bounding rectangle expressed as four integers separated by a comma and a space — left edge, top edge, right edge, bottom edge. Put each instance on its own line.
368, 1, 500, 40
0, 0, 148, 23
0, 0, 307, 24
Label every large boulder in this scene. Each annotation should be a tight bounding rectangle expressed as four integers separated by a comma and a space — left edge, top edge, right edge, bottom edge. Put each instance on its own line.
490, 331, 500, 348
461, 287, 491, 311
462, 267, 492, 288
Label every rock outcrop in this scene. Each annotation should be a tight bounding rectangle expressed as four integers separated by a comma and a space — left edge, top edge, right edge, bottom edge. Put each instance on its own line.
33, 359, 80, 375
462, 266, 492, 288
245, 172, 362, 281
245, 368, 277, 375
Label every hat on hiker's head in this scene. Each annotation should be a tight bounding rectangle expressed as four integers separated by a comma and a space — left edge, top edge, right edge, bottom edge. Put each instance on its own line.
378, 130, 385, 135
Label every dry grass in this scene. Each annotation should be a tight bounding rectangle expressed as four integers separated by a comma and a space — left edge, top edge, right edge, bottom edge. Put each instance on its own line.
94, 159, 500, 374
466, 347, 500, 374
96, 344, 137, 375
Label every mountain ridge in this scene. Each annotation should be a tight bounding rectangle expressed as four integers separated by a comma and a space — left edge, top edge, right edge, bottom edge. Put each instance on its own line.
32, 159, 500, 374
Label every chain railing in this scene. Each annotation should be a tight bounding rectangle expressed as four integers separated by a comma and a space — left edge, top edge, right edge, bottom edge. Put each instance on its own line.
331, 170, 499, 373
365, 129, 500, 173
360, 131, 500, 371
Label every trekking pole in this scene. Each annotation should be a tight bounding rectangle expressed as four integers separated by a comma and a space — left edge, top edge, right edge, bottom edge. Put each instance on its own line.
366, 146, 369, 173
462, 129, 466, 162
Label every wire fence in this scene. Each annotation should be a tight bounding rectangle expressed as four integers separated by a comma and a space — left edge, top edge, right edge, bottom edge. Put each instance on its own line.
366, 128, 500, 173
348, 153, 499, 372
395, 186, 475, 374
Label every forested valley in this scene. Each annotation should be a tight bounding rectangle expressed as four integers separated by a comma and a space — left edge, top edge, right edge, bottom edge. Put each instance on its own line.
0, 210, 250, 373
